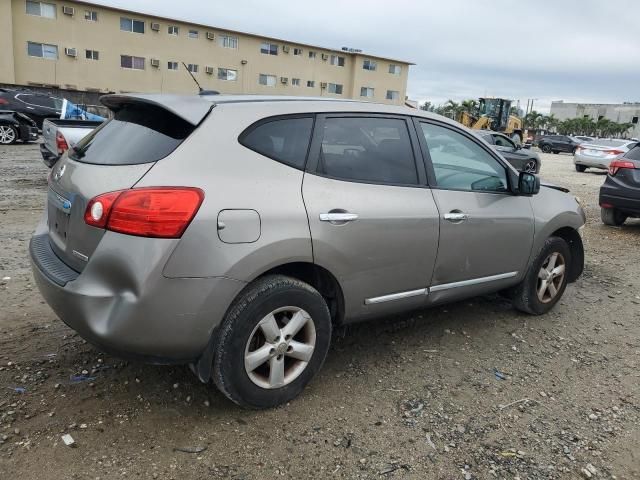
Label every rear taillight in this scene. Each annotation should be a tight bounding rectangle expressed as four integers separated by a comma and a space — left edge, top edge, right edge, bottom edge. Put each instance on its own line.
0, 98, 8, 105
56, 131, 69, 155
608, 160, 636, 176
84, 187, 204, 238
604, 149, 624, 156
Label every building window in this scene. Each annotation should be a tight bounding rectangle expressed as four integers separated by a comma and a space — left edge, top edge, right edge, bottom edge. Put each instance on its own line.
259, 74, 276, 86
327, 83, 343, 94
168, 25, 179, 35
260, 42, 278, 55
307, 80, 315, 88
187, 64, 198, 73
120, 17, 145, 34
308, 51, 316, 59
27, 41, 58, 59
188, 29, 198, 39
85, 49, 99, 60
26, 1, 57, 18
84, 10, 97, 21
632, 116, 639, 125
218, 34, 238, 49
360, 87, 374, 98
218, 68, 237, 81
293, 48, 303, 56
389, 64, 401, 75
330, 55, 345, 67
386, 90, 400, 101
121, 55, 145, 70
291, 78, 301, 86
363, 60, 377, 71
167, 61, 178, 70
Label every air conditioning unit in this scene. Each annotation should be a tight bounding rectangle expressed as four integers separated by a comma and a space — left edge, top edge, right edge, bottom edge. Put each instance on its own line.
321, 53, 329, 61
320, 82, 327, 89
62, 6, 74, 15
150, 58, 160, 68
282, 45, 290, 53
280, 77, 288, 84
64, 47, 77, 57
205, 66, 214, 74
206, 32, 214, 40
150, 22, 160, 31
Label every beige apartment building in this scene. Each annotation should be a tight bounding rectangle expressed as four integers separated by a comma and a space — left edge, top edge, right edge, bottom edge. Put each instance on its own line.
0, 0, 412, 104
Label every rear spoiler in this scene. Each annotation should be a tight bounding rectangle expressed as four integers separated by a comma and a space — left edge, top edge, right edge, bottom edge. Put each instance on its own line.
100, 94, 214, 126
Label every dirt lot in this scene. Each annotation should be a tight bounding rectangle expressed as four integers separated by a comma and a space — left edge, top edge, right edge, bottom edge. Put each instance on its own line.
0, 143, 639, 480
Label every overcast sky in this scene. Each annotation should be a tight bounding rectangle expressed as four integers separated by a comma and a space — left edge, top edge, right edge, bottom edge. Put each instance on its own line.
89, 0, 640, 112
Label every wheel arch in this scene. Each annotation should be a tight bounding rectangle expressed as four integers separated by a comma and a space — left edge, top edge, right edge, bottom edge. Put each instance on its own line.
550, 226, 584, 282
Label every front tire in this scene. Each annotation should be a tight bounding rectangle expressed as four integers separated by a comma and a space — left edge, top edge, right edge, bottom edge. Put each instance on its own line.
601, 207, 627, 226
212, 275, 332, 409
575, 164, 587, 172
512, 237, 571, 315
0, 125, 18, 145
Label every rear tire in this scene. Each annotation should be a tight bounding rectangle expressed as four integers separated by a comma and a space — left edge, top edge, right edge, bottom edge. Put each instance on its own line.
512, 237, 571, 315
523, 160, 537, 173
541, 144, 552, 153
575, 164, 587, 172
212, 275, 332, 409
601, 207, 627, 226
0, 125, 18, 145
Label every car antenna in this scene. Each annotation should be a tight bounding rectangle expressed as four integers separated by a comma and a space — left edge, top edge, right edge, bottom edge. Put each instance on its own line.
182, 62, 219, 96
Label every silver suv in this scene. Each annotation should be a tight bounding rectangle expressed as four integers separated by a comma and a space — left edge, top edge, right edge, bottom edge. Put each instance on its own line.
30, 95, 586, 408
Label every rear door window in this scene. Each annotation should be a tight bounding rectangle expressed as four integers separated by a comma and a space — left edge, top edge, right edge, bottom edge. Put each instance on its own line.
239, 116, 313, 169
317, 116, 418, 185
70, 103, 195, 165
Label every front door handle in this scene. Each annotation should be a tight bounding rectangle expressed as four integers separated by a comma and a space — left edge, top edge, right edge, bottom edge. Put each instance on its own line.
443, 212, 468, 222
319, 212, 359, 223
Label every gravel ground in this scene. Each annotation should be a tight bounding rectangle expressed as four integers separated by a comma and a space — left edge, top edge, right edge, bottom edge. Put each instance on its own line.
0, 143, 639, 480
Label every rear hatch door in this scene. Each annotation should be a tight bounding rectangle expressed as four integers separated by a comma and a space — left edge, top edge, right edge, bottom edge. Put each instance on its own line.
46, 96, 212, 272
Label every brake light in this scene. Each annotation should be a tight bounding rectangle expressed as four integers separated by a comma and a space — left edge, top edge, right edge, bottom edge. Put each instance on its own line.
84, 187, 204, 238
608, 160, 636, 176
604, 149, 624, 156
0, 98, 8, 105
56, 131, 69, 154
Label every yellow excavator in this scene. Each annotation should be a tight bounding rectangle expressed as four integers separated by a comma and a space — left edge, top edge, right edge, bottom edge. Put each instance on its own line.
458, 98, 523, 143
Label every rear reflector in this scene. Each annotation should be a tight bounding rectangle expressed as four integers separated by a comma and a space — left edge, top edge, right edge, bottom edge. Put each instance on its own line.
609, 160, 636, 176
604, 149, 624, 156
56, 131, 69, 155
84, 187, 204, 238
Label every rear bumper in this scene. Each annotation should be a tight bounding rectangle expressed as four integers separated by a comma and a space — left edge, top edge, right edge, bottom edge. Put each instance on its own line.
39, 143, 59, 168
30, 229, 246, 363
600, 191, 640, 216
574, 153, 615, 169
19, 125, 38, 142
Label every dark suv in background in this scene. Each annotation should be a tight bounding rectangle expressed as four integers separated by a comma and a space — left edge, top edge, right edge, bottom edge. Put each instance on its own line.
537, 135, 580, 154
599, 143, 640, 225
0, 89, 63, 128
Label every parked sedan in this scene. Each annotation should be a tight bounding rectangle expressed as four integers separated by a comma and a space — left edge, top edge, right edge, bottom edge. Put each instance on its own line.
574, 139, 638, 172
0, 110, 39, 144
30, 94, 585, 408
538, 135, 580, 154
476, 130, 541, 173
599, 143, 640, 225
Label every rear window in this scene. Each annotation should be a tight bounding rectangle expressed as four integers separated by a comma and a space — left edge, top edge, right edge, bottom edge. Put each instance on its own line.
239, 116, 313, 169
70, 103, 195, 165
624, 144, 640, 160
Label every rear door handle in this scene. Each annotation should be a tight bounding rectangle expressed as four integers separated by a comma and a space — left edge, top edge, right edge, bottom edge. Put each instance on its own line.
319, 212, 359, 223
443, 212, 468, 222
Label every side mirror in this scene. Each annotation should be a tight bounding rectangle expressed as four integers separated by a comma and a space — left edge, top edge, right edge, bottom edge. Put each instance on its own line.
518, 171, 540, 196
515, 144, 522, 150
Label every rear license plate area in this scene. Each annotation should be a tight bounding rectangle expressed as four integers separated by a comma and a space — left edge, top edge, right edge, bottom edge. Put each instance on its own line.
47, 188, 72, 242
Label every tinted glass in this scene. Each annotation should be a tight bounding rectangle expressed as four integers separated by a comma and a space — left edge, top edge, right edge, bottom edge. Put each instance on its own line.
240, 117, 313, 169
70, 104, 194, 165
493, 135, 515, 148
420, 123, 508, 192
624, 145, 640, 160
318, 117, 418, 185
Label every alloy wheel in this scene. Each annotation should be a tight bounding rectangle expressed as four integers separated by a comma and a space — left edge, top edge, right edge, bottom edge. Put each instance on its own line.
523, 160, 537, 173
0, 126, 16, 144
536, 252, 566, 303
244, 306, 316, 389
